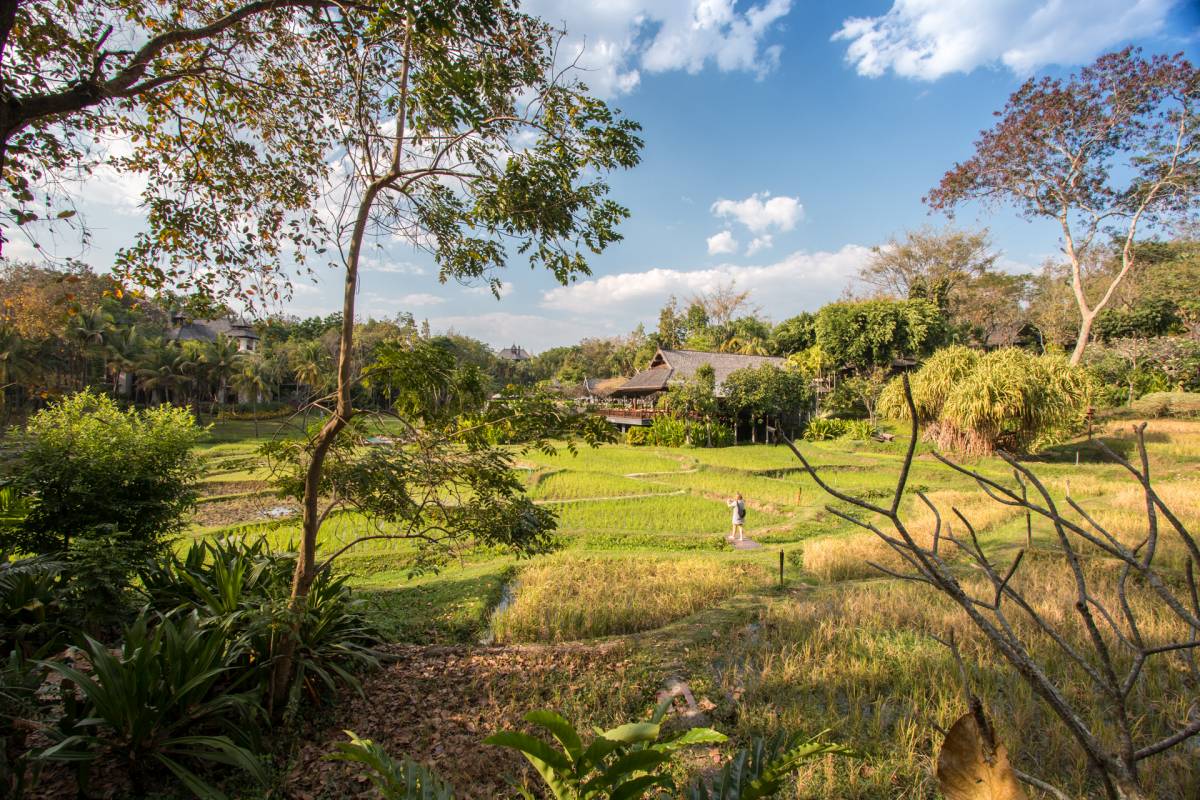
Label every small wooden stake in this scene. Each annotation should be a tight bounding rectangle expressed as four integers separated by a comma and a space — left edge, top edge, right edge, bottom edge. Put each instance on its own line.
779, 550, 785, 589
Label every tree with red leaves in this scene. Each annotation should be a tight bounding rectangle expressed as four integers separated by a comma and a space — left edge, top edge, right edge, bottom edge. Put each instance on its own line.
927, 48, 1200, 365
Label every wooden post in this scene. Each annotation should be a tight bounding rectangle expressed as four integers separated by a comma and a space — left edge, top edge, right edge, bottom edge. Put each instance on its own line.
779, 550, 784, 589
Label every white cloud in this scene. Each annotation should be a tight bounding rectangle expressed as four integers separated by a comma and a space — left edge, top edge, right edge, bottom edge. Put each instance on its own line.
465, 281, 515, 298
833, 0, 1175, 81
746, 234, 773, 255
711, 191, 803, 233
429, 312, 593, 351
706, 230, 739, 255
540, 244, 871, 320
360, 256, 426, 275
523, 0, 793, 97
362, 292, 446, 313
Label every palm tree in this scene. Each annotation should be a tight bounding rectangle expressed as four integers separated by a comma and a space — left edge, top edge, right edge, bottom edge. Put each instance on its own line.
202, 334, 242, 409
0, 324, 34, 422
67, 306, 115, 389
292, 340, 330, 399
105, 325, 144, 397
136, 340, 192, 406
230, 356, 273, 437
719, 335, 769, 355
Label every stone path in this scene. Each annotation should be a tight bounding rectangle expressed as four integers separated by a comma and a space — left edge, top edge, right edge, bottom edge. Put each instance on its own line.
727, 536, 762, 550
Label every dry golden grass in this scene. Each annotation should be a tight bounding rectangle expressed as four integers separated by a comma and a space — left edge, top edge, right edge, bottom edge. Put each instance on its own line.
726, 555, 1197, 798
491, 554, 768, 642
801, 490, 1023, 583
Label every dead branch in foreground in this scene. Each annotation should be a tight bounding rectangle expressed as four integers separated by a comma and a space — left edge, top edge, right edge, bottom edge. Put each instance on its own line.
780, 375, 1199, 800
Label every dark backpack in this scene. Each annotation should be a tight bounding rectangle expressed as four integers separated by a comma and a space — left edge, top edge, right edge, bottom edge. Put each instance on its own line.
736, 500, 746, 520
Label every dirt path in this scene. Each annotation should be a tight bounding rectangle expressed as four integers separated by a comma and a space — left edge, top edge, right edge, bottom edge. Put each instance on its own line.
284, 642, 651, 799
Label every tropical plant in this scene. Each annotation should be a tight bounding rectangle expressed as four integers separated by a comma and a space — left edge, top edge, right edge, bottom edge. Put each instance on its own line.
332, 705, 849, 800
879, 347, 1091, 454
485, 705, 726, 799
37, 613, 268, 798
802, 418, 846, 441
649, 415, 689, 448
0, 556, 65, 654
687, 732, 854, 800
328, 733, 455, 800
229, 356, 274, 436
140, 536, 378, 717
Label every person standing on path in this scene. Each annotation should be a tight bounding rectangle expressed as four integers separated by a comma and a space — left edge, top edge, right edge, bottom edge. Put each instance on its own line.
727, 493, 746, 542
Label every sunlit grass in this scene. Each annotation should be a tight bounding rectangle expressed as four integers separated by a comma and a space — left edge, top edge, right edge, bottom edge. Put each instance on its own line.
492, 553, 770, 642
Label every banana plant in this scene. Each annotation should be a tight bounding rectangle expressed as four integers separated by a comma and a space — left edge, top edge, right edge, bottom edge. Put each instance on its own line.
686, 731, 853, 800
484, 700, 727, 800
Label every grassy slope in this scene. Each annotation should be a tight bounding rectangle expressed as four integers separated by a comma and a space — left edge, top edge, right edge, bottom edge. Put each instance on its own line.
194, 417, 1200, 797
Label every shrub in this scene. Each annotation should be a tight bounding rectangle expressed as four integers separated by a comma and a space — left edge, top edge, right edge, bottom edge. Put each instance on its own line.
879, 347, 1091, 454
840, 420, 875, 441
625, 426, 652, 446
38, 613, 267, 798
6, 391, 203, 558
649, 415, 688, 447
686, 420, 735, 448
802, 418, 846, 441
141, 536, 379, 713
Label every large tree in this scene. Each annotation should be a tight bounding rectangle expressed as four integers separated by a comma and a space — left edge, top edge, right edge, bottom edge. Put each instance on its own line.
260, 1, 641, 706
0, 0, 345, 295
927, 48, 1200, 365
859, 226, 997, 303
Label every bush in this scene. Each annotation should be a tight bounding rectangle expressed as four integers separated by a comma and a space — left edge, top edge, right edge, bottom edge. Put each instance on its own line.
803, 418, 846, 441
879, 347, 1092, 454
6, 391, 203, 558
686, 420, 735, 448
625, 426, 652, 446
649, 415, 688, 447
38, 613, 267, 798
141, 536, 379, 713
841, 419, 875, 440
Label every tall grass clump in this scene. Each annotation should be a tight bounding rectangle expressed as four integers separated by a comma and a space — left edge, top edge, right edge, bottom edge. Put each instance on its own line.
880, 347, 1092, 454
492, 555, 768, 642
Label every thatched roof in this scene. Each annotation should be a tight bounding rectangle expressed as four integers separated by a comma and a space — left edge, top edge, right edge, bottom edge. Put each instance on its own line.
583, 376, 628, 398
612, 348, 786, 398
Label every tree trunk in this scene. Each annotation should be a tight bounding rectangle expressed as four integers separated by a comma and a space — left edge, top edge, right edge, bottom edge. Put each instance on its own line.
1069, 311, 1096, 366
270, 177, 385, 715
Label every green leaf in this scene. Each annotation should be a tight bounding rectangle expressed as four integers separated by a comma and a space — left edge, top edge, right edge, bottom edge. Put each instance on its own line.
525, 709, 584, 765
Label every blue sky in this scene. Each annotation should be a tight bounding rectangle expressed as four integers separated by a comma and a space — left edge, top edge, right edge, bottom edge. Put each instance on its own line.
22, 0, 1200, 351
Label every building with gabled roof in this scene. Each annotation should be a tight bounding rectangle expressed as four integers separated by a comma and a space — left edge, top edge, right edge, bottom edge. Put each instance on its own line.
611, 348, 787, 399
169, 314, 260, 352
497, 343, 532, 362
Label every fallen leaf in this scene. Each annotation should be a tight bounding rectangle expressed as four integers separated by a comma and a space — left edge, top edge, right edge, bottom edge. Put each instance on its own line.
937, 709, 1028, 800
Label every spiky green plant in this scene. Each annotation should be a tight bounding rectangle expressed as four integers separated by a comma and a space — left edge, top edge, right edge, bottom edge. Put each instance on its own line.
686, 732, 853, 800
328, 733, 455, 800
879, 347, 1092, 453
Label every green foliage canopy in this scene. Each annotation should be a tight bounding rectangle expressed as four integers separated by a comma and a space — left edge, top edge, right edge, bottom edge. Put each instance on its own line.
5, 391, 202, 556
815, 299, 945, 370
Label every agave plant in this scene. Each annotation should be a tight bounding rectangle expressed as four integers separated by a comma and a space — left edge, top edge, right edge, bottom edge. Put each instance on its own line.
37, 612, 267, 799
